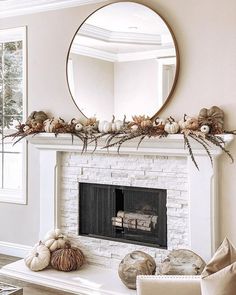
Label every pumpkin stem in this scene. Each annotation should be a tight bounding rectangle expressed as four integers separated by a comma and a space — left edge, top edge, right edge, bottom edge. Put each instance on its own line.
170, 116, 175, 122
112, 115, 115, 123
123, 114, 126, 125
35, 252, 39, 257
154, 117, 159, 126
64, 241, 71, 249
184, 114, 187, 121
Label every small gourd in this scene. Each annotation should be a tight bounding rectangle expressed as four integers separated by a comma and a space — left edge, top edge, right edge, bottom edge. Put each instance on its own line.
140, 119, 152, 128
24, 242, 50, 271
43, 118, 64, 133
185, 117, 199, 130
164, 117, 180, 134
26, 111, 48, 125
200, 125, 210, 134
43, 228, 67, 252
23, 125, 30, 132
178, 114, 189, 130
31, 121, 44, 131
50, 242, 84, 272
98, 120, 112, 133
111, 115, 123, 132
198, 106, 224, 134
75, 123, 83, 132
130, 125, 139, 132
153, 117, 166, 129
179, 115, 199, 131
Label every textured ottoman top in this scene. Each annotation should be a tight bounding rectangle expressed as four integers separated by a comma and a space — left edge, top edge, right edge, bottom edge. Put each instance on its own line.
0, 282, 23, 295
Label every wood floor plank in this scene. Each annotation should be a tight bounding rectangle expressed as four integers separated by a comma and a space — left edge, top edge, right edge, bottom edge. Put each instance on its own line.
0, 254, 75, 295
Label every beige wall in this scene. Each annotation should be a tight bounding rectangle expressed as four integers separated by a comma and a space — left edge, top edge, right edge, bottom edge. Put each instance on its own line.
114, 59, 159, 120
0, 0, 236, 248
71, 54, 114, 120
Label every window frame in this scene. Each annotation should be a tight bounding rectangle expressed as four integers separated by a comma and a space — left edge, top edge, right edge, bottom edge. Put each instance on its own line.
0, 26, 28, 205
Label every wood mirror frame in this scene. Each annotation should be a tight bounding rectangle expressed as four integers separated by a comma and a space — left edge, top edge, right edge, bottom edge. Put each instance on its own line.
66, 1, 180, 121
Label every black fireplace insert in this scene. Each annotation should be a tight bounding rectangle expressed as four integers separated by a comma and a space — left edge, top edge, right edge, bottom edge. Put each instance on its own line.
79, 183, 167, 248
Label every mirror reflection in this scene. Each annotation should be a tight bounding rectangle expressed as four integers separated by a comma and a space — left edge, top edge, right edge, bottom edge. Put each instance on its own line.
67, 2, 178, 120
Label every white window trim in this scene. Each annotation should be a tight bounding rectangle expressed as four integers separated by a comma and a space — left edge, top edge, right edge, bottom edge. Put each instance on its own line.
0, 26, 28, 205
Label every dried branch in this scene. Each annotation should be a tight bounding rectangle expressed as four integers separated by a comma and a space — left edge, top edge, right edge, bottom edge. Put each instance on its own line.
189, 134, 213, 166
183, 133, 199, 170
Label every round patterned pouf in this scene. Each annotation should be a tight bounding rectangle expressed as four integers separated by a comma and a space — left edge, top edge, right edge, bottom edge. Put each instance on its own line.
118, 250, 156, 289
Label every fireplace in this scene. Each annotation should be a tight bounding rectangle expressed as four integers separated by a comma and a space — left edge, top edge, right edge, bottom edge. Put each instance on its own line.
24, 133, 232, 267
0, 134, 232, 295
79, 183, 167, 248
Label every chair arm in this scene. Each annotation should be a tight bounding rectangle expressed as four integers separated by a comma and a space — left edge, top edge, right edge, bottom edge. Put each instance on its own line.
136, 275, 201, 295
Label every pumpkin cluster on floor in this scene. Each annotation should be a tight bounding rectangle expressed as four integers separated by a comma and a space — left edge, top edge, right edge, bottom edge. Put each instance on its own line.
24, 229, 84, 272
7, 106, 236, 169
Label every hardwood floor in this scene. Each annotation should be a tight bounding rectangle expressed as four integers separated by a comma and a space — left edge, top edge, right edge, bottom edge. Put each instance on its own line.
0, 254, 75, 295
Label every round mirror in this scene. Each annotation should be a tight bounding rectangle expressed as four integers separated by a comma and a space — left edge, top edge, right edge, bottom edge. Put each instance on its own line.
67, 2, 179, 121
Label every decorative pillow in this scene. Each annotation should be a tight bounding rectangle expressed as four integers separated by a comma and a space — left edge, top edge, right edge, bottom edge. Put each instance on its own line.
201, 238, 236, 295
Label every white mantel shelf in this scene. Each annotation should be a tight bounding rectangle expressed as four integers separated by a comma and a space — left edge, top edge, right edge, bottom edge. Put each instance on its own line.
28, 133, 234, 157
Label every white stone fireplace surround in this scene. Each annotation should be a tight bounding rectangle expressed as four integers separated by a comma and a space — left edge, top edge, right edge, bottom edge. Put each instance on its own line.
1, 133, 233, 295
61, 152, 189, 269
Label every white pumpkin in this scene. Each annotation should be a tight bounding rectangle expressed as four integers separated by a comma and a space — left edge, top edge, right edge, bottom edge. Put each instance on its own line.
43, 228, 67, 252
178, 114, 189, 130
98, 120, 112, 133
179, 115, 199, 130
130, 125, 139, 132
200, 125, 210, 134
25, 242, 50, 271
43, 118, 64, 133
75, 123, 83, 131
23, 125, 30, 132
111, 115, 123, 132
164, 117, 180, 134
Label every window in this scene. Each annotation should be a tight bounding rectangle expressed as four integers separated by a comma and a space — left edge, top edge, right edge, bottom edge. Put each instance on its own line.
0, 27, 27, 204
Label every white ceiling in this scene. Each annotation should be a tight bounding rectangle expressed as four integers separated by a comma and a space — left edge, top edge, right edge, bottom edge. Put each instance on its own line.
71, 2, 175, 58
0, 0, 104, 18
86, 2, 170, 35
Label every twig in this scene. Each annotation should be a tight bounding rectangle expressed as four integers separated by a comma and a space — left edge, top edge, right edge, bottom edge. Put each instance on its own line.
183, 133, 199, 170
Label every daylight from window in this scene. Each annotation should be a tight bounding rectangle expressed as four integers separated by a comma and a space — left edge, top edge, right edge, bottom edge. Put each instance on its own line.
0, 27, 26, 203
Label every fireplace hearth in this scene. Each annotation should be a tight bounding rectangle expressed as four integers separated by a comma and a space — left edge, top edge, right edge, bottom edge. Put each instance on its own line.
79, 183, 167, 248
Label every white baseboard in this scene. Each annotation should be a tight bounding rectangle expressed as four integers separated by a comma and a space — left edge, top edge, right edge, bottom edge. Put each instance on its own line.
0, 241, 32, 258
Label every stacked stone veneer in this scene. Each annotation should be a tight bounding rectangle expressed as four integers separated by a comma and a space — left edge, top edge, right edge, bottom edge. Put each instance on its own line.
59, 152, 190, 269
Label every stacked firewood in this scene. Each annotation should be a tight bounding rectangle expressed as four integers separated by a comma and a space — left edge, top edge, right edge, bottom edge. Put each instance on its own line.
112, 211, 158, 232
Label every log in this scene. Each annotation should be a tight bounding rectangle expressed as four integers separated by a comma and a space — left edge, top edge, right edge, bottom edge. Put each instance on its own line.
112, 211, 158, 231
111, 217, 123, 223
123, 223, 136, 229
136, 226, 151, 232
112, 221, 123, 227
117, 211, 157, 223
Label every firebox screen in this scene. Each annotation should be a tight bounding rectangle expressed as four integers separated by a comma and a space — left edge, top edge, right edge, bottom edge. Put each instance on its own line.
79, 183, 167, 248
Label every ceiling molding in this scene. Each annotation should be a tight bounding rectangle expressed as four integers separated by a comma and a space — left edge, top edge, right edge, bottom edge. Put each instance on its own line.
71, 44, 117, 62
0, 0, 106, 19
71, 43, 176, 62
79, 23, 162, 45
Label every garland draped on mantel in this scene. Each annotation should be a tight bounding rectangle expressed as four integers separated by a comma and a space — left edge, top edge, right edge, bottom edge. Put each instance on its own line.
5, 106, 236, 170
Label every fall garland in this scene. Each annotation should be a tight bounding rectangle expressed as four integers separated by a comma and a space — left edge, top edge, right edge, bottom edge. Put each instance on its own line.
6, 106, 236, 170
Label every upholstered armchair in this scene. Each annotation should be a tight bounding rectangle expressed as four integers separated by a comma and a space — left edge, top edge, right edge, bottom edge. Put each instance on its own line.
136, 275, 201, 295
